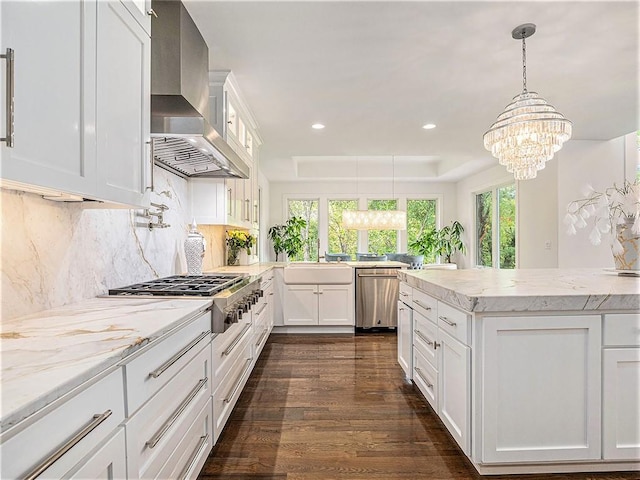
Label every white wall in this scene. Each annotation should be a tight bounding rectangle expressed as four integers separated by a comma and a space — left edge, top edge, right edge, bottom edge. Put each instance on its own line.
557, 135, 633, 268
267, 179, 458, 261
1, 168, 192, 320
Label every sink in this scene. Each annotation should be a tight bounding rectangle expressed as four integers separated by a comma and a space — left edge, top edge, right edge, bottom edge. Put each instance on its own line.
283, 262, 353, 284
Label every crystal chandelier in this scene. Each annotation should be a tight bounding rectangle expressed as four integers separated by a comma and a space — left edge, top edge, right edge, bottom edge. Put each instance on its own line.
484, 23, 572, 180
341, 156, 407, 230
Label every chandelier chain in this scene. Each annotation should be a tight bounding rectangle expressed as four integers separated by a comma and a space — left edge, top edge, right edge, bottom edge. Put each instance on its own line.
522, 35, 527, 93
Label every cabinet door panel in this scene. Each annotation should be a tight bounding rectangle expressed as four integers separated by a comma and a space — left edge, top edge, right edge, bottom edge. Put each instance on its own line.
438, 329, 470, 455
397, 301, 412, 379
1, 0, 96, 195
482, 315, 601, 463
283, 285, 317, 325
603, 348, 640, 459
66, 428, 126, 480
318, 285, 353, 326
96, 0, 150, 206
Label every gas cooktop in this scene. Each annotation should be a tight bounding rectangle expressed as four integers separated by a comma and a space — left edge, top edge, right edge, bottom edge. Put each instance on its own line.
108, 274, 245, 297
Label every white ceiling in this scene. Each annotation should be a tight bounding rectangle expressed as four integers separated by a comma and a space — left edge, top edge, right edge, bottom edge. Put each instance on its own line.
184, 0, 639, 183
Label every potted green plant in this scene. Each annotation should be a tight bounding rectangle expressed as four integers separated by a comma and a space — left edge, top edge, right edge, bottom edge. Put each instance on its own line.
268, 216, 307, 261
409, 221, 466, 265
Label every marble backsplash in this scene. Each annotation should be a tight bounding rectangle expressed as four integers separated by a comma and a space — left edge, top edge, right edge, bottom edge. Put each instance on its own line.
1, 168, 227, 321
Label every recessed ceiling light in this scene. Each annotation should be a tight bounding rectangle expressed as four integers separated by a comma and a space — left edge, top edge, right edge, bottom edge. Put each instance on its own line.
422, 123, 436, 130
311, 123, 325, 130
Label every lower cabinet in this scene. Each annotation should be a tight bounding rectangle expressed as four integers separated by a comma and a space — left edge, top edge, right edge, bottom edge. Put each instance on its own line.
0, 368, 125, 479
397, 300, 412, 379
283, 283, 354, 326
481, 315, 602, 463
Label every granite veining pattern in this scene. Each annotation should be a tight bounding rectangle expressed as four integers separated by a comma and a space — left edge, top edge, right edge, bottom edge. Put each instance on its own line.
0, 297, 212, 431
399, 268, 640, 312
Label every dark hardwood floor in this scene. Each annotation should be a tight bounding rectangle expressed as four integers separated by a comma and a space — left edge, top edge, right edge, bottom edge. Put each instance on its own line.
198, 333, 639, 480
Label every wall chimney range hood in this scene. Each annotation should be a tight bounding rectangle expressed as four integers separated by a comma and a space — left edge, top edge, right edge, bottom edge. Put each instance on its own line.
150, 0, 249, 179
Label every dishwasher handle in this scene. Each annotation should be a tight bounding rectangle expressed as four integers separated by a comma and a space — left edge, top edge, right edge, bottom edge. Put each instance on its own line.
357, 273, 398, 279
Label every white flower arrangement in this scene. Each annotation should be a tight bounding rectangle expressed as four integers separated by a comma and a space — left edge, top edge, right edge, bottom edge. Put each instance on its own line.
565, 179, 640, 255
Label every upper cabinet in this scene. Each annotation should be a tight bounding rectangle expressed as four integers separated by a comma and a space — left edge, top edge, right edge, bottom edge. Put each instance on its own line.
0, 0, 151, 208
191, 71, 261, 229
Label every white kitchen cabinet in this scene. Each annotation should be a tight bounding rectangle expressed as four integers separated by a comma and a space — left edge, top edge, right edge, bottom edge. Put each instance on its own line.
65, 427, 127, 480
397, 300, 412, 379
0, 0, 96, 197
283, 283, 354, 326
0, 368, 125, 479
603, 348, 640, 460
481, 315, 602, 463
438, 328, 470, 456
95, 0, 151, 207
0, 0, 151, 207
120, 0, 151, 35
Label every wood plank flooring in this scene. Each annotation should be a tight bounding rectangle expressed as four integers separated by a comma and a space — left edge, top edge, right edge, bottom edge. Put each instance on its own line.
198, 333, 639, 480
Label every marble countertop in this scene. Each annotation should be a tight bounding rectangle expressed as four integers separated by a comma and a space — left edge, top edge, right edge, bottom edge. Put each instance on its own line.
399, 268, 640, 313
0, 297, 212, 432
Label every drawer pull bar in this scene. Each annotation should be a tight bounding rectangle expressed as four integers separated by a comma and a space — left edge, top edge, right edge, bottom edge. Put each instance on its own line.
357, 273, 398, 278
414, 300, 432, 311
255, 328, 268, 347
255, 303, 267, 316
1, 48, 14, 147
399, 291, 409, 297
438, 315, 457, 327
149, 331, 209, 378
413, 329, 434, 347
222, 323, 252, 356
414, 367, 433, 389
224, 358, 252, 403
178, 434, 210, 480
24, 410, 112, 480
146, 378, 208, 449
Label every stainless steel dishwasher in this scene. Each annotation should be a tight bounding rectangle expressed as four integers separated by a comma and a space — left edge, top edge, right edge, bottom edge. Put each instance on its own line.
355, 267, 400, 329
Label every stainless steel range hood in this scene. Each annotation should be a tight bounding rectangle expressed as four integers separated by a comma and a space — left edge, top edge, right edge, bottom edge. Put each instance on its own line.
150, 0, 249, 179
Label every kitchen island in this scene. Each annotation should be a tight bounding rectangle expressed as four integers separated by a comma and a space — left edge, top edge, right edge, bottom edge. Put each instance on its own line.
398, 268, 639, 475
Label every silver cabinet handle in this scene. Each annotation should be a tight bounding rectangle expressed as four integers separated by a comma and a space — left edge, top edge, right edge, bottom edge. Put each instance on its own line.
400, 292, 409, 297
414, 300, 432, 311
255, 328, 268, 347
224, 358, 252, 403
24, 410, 112, 480
178, 434, 210, 480
222, 324, 251, 356
253, 203, 259, 222
413, 329, 434, 347
244, 199, 250, 221
357, 273, 398, 278
434, 341, 441, 349
439, 315, 457, 327
146, 378, 207, 449
1, 48, 15, 147
147, 8, 157, 17
149, 331, 209, 378
146, 140, 155, 192
399, 307, 405, 311
255, 303, 267, 316
414, 367, 433, 388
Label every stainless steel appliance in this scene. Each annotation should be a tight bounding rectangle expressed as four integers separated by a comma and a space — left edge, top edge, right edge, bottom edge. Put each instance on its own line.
149, 0, 250, 179
355, 267, 400, 329
108, 273, 262, 333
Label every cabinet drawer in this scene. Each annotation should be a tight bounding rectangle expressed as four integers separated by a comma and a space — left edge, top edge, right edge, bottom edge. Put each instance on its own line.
412, 289, 437, 322
437, 301, 470, 345
156, 399, 213, 480
213, 341, 253, 441
0, 368, 125, 480
65, 427, 126, 480
413, 348, 438, 412
399, 282, 412, 304
126, 343, 211, 480
212, 319, 253, 384
413, 310, 438, 369
124, 310, 211, 415
603, 313, 640, 346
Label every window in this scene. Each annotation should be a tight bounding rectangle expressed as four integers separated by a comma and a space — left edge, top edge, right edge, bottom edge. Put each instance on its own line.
366, 199, 399, 255
475, 184, 516, 268
328, 200, 358, 258
288, 199, 319, 261
406, 199, 437, 262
